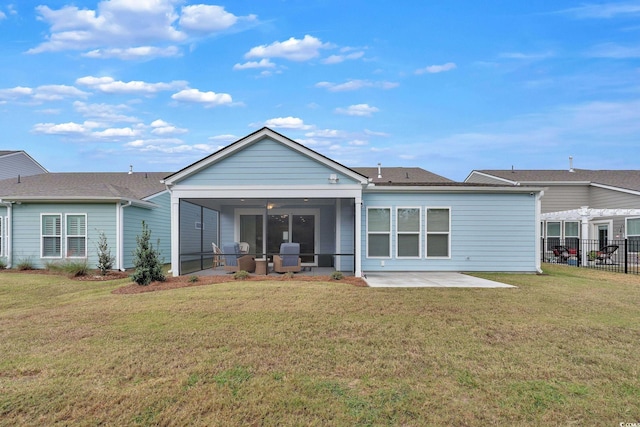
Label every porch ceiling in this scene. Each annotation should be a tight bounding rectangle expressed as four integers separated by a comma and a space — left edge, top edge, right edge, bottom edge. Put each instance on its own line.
182, 197, 341, 211
542, 207, 640, 220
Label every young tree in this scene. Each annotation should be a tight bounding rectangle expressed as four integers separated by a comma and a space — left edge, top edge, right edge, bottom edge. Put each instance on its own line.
130, 221, 165, 286
96, 231, 115, 275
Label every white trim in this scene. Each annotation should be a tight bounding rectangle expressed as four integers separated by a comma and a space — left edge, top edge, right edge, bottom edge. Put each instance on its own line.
41, 213, 62, 259
366, 206, 392, 259
425, 207, 451, 259
354, 196, 362, 276
464, 171, 519, 185
64, 213, 88, 259
0, 215, 4, 258
170, 185, 363, 200
395, 206, 422, 259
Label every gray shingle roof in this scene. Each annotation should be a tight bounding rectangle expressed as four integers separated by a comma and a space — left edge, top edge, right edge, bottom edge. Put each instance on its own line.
352, 167, 454, 185
474, 169, 640, 192
0, 172, 169, 201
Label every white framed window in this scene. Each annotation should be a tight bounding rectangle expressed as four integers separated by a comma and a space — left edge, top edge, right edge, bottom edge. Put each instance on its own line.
396, 207, 421, 258
546, 221, 561, 251
426, 208, 450, 258
41, 214, 62, 258
564, 221, 579, 250
65, 214, 87, 258
367, 207, 391, 258
626, 217, 640, 252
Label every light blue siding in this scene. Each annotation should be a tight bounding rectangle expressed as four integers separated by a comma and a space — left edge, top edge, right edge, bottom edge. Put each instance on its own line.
361, 192, 538, 272
179, 137, 359, 186
123, 192, 171, 269
9, 202, 118, 269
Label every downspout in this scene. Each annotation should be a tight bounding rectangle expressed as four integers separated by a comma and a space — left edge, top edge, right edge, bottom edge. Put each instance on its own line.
0, 199, 12, 268
117, 201, 133, 271
535, 191, 544, 273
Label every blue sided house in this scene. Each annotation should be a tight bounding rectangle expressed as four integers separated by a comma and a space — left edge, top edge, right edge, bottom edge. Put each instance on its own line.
0, 127, 543, 276
163, 128, 544, 277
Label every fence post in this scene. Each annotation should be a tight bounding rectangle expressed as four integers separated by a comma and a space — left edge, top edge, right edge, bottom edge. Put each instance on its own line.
625, 238, 628, 274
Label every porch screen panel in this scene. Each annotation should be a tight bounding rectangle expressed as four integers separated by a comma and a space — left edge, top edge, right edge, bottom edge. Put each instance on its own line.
426, 208, 449, 257
42, 214, 61, 257
292, 215, 314, 263
66, 214, 87, 257
367, 208, 390, 257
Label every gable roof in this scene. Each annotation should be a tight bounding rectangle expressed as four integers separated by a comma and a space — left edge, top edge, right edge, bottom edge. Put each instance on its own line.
468, 169, 640, 193
163, 127, 370, 185
0, 172, 169, 204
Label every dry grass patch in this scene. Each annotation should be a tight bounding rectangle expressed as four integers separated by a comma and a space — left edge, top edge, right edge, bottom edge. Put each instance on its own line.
0, 265, 639, 425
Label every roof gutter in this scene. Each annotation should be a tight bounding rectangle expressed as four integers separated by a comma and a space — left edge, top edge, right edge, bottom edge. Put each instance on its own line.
0, 199, 13, 268
0, 196, 157, 209
364, 184, 546, 194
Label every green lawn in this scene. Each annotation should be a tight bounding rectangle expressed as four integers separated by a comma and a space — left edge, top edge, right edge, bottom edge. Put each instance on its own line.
0, 265, 639, 426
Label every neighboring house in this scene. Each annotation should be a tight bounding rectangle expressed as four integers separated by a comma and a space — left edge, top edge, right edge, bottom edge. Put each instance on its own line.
0, 172, 171, 270
465, 168, 640, 261
0, 150, 48, 180
163, 127, 544, 277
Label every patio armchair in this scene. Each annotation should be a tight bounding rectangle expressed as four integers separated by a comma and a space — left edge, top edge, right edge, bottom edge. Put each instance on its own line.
212, 242, 223, 268
552, 246, 570, 263
273, 242, 302, 273
222, 242, 256, 273
596, 245, 619, 264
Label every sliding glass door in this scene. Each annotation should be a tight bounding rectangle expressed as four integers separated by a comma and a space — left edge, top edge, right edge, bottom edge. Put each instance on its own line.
238, 209, 318, 264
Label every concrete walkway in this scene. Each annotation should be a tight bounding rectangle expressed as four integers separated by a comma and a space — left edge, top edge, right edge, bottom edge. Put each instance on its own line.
363, 272, 515, 288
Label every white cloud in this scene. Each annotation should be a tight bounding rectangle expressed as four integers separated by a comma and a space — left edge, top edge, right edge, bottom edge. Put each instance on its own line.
335, 104, 379, 116
560, 3, 640, 19
233, 58, 276, 70
322, 51, 364, 64
0, 11, 6, 20
179, 5, 237, 32
171, 88, 233, 107
208, 134, 237, 143
0, 85, 89, 102
32, 121, 99, 135
364, 129, 390, 137
73, 101, 138, 123
83, 46, 181, 60
150, 119, 188, 135
315, 79, 399, 92
586, 42, 640, 58
305, 129, 346, 138
76, 76, 187, 94
27, 0, 254, 57
415, 62, 457, 74
499, 51, 554, 60
348, 139, 368, 146
93, 127, 140, 138
263, 116, 313, 130
245, 35, 331, 61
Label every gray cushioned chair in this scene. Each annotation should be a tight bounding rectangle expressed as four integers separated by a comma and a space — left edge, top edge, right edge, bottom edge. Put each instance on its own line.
223, 242, 256, 273
273, 242, 302, 273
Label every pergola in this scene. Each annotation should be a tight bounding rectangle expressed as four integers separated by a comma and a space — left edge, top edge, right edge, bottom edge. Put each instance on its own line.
541, 206, 640, 265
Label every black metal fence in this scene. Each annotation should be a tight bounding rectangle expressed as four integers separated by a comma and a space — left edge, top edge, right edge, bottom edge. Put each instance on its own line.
541, 238, 640, 275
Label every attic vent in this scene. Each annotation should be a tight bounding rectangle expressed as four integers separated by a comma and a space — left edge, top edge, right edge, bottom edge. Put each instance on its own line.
128, 165, 133, 175
405, 172, 409, 179
569, 156, 575, 173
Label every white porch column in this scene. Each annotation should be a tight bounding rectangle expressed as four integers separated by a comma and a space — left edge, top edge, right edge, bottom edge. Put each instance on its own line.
580, 206, 590, 266
170, 194, 180, 277
354, 195, 362, 277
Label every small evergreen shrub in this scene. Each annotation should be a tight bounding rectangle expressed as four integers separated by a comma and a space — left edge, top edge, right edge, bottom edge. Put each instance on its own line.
188, 275, 199, 283
96, 231, 115, 275
233, 270, 250, 280
130, 221, 165, 286
330, 271, 344, 280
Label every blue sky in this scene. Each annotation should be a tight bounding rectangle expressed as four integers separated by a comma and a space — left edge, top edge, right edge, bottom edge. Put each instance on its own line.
1, 1, 639, 181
